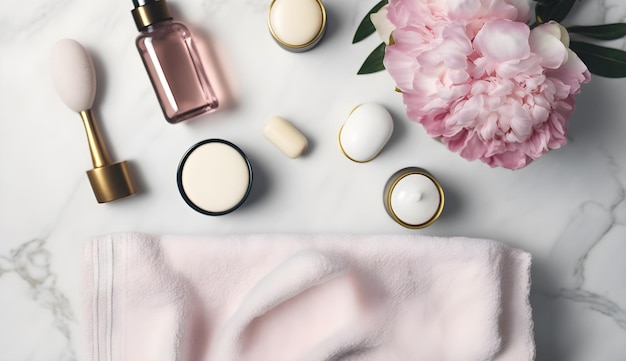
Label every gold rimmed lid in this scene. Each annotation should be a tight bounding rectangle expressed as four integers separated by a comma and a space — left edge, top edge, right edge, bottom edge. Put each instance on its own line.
384, 167, 444, 229
268, 0, 327, 52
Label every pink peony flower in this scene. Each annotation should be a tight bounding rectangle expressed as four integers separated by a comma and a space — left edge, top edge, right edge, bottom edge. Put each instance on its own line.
376, 0, 590, 169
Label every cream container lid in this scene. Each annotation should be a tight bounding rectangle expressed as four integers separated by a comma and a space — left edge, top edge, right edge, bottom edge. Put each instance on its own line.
177, 139, 253, 216
384, 167, 444, 229
268, 0, 327, 52
339, 103, 394, 163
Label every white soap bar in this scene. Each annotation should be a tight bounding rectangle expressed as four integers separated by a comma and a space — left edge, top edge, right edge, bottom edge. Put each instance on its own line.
263, 116, 308, 159
339, 103, 394, 162
268, 0, 326, 51
177, 140, 252, 215
51, 39, 96, 112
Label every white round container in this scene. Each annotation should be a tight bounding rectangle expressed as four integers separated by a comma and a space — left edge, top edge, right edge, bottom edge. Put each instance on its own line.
384, 167, 444, 229
268, 0, 327, 52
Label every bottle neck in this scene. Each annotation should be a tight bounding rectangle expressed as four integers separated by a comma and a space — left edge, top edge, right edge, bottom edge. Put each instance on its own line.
132, 0, 173, 32
142, 19, 173, 33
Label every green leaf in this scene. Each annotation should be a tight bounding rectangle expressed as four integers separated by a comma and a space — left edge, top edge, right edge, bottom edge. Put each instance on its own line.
352, 0, 389, 44
535, 0, 576, 23
568, 23, 626, 40
570, 41, 626, 78
357, 43, 386, 75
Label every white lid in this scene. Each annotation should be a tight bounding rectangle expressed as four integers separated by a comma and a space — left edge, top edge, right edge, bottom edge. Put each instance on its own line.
390, 173, 441, 226
269, 0, 325, 48
339, 103, 394, 163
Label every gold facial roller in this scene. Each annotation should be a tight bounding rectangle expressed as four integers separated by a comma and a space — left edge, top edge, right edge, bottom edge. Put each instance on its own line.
51, 39, 136, 203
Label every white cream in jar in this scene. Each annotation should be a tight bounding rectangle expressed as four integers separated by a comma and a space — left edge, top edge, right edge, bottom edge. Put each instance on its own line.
177, 139, 252, 215
384, 167, 444, 229
268, 0, 327, 51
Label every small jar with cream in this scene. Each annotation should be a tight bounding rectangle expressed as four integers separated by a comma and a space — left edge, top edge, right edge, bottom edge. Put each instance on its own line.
177, 139, 253, 215
384, 167, 444, 229
268, 0, 327, 52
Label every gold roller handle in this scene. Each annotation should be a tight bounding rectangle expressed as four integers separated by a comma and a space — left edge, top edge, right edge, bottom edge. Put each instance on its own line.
80, 110, 112, 169
79, 109, 135, 203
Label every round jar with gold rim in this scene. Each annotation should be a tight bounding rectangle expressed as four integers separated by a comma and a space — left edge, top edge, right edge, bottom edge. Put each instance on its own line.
384, 167, 444, 229
268, 0, 327, 52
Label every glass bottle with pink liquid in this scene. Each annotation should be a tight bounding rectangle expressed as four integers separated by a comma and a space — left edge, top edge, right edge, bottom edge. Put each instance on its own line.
132, 0, 219, 124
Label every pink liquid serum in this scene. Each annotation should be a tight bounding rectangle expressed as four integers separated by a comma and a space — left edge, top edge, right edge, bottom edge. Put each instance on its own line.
132, 0, 219, 124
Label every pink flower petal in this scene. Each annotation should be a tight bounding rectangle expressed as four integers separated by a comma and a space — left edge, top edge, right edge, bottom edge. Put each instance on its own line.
486, 150, 529, 169
507, 102, 533, 141
547, 49, 590, 93
440, 22, 473, 69
529, 22, 568, 69
382, 0, 589, 169
384, 46, 418, 91
502, 0, 531, 22
447, 0, 481, 20
474, 20, 530, 63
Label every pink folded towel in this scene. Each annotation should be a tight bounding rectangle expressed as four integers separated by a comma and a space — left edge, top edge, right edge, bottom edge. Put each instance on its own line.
84, 234, 534, 361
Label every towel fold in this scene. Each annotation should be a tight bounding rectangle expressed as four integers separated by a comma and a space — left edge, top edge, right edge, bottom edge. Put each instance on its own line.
84, 233, 534, 361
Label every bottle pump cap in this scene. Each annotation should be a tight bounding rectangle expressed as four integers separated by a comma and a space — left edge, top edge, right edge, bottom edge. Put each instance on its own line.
131, 0, 173, 31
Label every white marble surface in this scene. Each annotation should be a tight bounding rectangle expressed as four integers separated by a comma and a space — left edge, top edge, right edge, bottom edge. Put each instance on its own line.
1, 0, 626, 360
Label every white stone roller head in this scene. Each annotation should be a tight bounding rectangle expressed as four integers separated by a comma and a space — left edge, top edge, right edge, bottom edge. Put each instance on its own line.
51, 39, 96, 112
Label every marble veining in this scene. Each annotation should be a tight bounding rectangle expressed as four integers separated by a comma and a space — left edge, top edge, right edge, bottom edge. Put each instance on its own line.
0, 239, 76, 360
541, 154, 626, 327
558, 288, 626, 330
